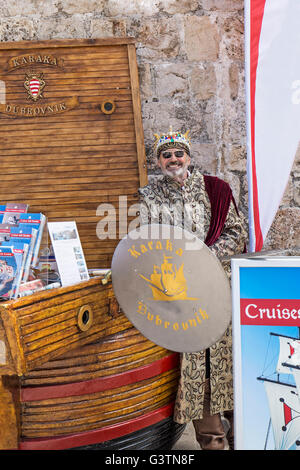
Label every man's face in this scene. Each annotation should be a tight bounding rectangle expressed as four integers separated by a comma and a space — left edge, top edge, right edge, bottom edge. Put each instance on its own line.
157, 147, 191, 180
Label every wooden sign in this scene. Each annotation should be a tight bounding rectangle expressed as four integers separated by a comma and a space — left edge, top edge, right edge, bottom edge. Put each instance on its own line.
0, 38, 147, 269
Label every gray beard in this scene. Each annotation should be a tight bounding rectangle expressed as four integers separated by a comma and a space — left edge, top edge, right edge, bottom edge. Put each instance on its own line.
161, 162, 189, 180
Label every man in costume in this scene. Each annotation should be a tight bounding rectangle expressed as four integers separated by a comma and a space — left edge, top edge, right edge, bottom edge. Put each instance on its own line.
138, 128, 247, 450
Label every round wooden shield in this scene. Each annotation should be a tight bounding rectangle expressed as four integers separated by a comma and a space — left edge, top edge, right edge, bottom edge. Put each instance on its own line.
111, 224, 231, 352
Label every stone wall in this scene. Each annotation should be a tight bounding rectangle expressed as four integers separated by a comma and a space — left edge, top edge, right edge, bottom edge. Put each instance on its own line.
0, 0, 299, 250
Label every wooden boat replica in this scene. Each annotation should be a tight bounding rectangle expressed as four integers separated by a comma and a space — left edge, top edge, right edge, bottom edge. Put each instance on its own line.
0, 38, 185, 450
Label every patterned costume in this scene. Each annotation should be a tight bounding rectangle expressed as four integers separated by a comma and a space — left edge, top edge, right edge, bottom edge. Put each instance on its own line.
139, 168, 247, 422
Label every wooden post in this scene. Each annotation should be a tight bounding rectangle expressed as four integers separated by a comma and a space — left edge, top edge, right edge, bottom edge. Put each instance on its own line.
0, 375, 20, 449
128, 43, 148, 188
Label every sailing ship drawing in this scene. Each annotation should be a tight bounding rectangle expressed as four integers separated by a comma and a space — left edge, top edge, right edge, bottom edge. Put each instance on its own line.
139, 255, 198, 301
257, 330, 300, 450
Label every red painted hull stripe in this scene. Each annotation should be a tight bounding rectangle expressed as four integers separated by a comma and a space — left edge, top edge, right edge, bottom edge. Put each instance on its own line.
19, 402, 175, 450
21, 353, 179, 402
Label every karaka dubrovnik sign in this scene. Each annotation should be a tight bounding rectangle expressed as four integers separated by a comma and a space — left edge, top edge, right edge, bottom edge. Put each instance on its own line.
0, 51, 78, 117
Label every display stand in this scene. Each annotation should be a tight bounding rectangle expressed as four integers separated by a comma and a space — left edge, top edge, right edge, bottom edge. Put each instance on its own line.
232, 253, 300, 450
0, 39, 184, 450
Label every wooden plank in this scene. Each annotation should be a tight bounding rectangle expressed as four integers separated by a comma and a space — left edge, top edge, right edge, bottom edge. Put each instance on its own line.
0, 136, 138, 150
1, 49, 129, 61
3, 68, 131, 80
21, 393, 174, 437
127, 44, 148, 187
0, 143, 137, 157
0, 105, 134, 126
0, 134, 137, 149
23, 378, 177, 417
25, 336, 155, 373
1, 125, 136, 142
0, 118, 135, 133
0, 166, 138, 178
0, 376, 20, 449
0, 38, 136, 50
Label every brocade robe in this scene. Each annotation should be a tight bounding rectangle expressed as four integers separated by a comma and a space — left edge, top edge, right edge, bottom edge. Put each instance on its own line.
138, 168, 247, 423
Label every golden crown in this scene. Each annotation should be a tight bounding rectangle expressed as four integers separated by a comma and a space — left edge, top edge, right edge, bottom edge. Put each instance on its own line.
153, 126, 191, 156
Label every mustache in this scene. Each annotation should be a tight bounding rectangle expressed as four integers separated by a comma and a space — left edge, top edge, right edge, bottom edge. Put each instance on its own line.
166, 161, 182, 168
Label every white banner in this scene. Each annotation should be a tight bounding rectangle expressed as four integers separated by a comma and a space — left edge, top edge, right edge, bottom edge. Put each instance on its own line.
276, 336, 300, 375
245, 0, 300, 251
264, 380, 300, 450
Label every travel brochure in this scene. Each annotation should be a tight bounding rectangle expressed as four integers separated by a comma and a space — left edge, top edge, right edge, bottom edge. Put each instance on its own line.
48, 221, 89, 287
0, 202, 90, 300
0, 203, 46, 299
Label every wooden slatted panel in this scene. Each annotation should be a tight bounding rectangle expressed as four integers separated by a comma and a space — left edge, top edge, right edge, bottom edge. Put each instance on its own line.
0, 39, 147, 269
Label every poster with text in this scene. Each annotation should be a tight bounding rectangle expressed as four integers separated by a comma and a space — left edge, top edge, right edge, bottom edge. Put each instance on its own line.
232, 256, 300, 450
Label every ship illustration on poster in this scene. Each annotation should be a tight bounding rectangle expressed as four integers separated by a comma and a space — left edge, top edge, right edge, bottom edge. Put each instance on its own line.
257, 330, 300, 450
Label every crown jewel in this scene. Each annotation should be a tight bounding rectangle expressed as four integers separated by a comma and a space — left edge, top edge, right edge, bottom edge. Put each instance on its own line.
154, 126, 191, 157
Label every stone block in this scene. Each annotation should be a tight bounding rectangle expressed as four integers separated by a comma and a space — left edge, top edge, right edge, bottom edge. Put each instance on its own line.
139, 63, 154, 102
61, 0, 106, 15
201, 0, 244, 11
133, 17, 183, 60
184, 16, 220, 61
90, 19, 114, 38
0, 0, 58, 17
105, 0, 159, 17
280, 177, 294, 207
159, 0, 199, 14
0, 18, 35, 42
220, 15, 244, 61
264, 208, 300, 250
90, 18, 126, 38
226, 145, 246, 172
223, 103, 246, 143
154, 64, 189, 99
293, 175, 300, 206
191, 142, 218, 174
34, 15, 87, 39
229, 62, 239, 100
190, 64, 217, 100
223, 170, 241, 203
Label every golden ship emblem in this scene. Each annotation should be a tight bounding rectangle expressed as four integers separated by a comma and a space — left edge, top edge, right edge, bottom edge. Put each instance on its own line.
139, 255, 198, 301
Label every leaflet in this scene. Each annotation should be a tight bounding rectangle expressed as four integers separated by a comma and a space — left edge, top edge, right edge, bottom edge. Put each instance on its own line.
0, 246, 17, 298
47, 221, 89, 287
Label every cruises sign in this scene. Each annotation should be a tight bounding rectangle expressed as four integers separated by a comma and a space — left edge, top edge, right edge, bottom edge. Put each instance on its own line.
232, 256, 300, 450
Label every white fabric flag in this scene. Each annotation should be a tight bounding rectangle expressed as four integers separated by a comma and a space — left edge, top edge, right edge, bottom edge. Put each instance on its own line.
245, 0, 300, 251
276, 336, 300, 375
292, 369, 300, 406
264, 380, 300, 450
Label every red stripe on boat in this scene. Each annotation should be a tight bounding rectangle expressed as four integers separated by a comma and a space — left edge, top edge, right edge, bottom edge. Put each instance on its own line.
19, 402, 175, 450
21, 353, 179, 402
